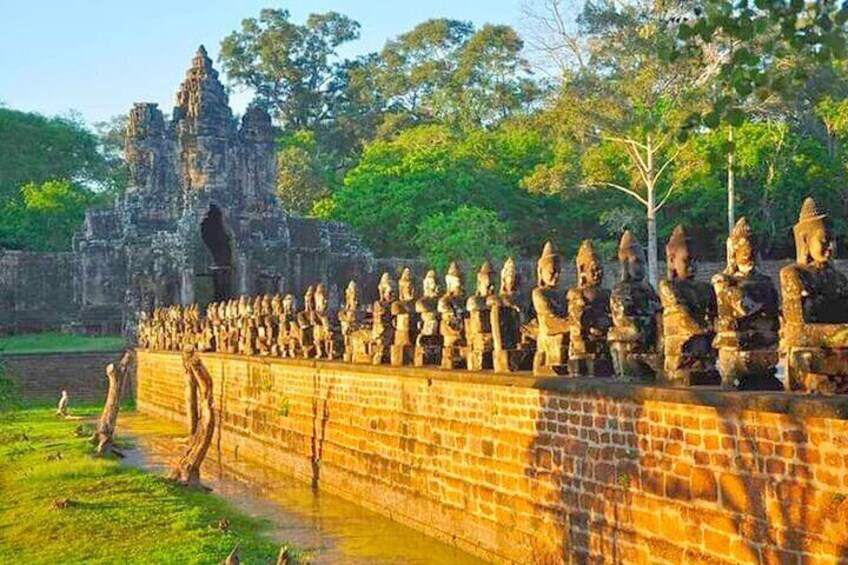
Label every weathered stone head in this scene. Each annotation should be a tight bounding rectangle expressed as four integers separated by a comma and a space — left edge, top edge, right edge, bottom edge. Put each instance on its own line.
345, 280, 359, 311
422, 270, 440, 298
666, 225, 695, 281
378, 273, 395, 303
445, 262, 464, 296
618, 230, 646, 283
398, 268, 416, 302
793, 197, 833, 267
283, 294, 295, 315
500, 257, 519, 295
476, 261, 494, 297
537, 241, 560, 289
727, 217, 756, 274
576, 240, 603, 288
314, 284, 328, 314
303, 286, 315, 311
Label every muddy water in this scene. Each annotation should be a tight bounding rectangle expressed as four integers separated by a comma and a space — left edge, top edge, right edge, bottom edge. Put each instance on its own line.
120, 412, 486, 565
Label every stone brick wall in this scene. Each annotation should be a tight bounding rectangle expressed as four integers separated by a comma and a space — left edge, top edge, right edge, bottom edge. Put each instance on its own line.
136, 351, 848, 564
2, 351, 127, 402
0, 250, 79, 334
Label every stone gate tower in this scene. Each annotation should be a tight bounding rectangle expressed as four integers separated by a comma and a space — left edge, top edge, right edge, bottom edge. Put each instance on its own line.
74, 47, 373, 334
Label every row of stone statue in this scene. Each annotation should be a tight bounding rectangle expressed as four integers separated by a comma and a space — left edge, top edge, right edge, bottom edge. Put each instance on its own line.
138, 198, 848, 394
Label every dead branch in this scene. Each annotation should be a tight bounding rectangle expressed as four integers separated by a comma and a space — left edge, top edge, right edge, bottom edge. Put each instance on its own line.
168, 352, 215, 488
92, 351, 132, 457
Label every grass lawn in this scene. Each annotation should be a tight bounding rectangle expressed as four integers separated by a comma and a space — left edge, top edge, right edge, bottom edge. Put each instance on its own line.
0, 332, 126, 355
0, 406, 287, 564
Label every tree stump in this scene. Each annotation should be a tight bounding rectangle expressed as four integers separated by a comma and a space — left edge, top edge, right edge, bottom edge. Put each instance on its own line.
92, 351, 131, 456
168, 352, 215, 487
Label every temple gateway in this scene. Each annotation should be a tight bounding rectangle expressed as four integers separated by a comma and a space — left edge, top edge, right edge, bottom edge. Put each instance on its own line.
73, 47, 374, 334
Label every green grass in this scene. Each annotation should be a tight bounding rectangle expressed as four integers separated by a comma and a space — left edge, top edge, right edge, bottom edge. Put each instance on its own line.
0, 407, 286, 564
0, 332, 126, 355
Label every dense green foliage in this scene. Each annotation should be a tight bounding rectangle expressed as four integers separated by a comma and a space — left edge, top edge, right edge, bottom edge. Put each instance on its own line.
0, 407, 283, 563
0, 108, 122, 251
6, 3, 848, 263
218, 4, 848, 264
327, 123, 568, 258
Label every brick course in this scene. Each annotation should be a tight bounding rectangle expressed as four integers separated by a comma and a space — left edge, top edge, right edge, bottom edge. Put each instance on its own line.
137, 351, 848, 564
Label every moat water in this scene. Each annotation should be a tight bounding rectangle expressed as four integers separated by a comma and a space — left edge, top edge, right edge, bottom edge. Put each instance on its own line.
120, 412, 485, 565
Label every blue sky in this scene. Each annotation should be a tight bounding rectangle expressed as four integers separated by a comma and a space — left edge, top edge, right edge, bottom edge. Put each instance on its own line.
0, 1, 525, 126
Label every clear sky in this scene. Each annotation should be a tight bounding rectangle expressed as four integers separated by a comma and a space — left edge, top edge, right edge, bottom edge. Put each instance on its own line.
0, 1, 524, 126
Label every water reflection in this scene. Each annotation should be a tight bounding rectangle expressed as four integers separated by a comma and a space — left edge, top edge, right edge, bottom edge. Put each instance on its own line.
120, 412, 485, 565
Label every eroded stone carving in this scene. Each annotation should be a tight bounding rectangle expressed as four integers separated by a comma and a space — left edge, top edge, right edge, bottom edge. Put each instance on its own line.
532, 242, 570, 376
712, 218, 781, 390
608, 231, 663, 381
391, 268, 418, 366
780, 198, 848, 394
439, 262, 468, 369
490, 258, 534, 372
465, 262, 496, 371
567, 240, 613, 377
414, 270, 443, 367
659, 225, 718, 386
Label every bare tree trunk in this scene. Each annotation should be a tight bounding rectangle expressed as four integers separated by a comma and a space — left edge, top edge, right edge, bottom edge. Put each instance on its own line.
184, 356, 199, 436
169, 352, 215, 488
93, 351, 132, 457
646, 134, 658, 287
727, 125, 735, 233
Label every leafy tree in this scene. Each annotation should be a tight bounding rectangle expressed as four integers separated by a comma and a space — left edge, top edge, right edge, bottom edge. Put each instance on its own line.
372, 19, 538, 128
0, 108, 118, 201
528, 0, 708, 284
219, 9, 360, 130
93, 114, 129, 194
275, 130, 333, 215
330, 122, 566, 258
0, 180, 102, 251
414, 206, 514, 272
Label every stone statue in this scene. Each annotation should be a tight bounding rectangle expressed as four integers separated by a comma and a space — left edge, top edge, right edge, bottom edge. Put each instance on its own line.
608, 231, 663, 381
712, 217, 781, 390
465, 261, 495, 370
414, 270, 443, 367
438, 262, 467, 369
277, 294, 297, 357
369, 273, 396, 364
567, 240, 613, 377
490, 257, 534, 372
780, 198, 848, 394
314, 284, 342, 360
532, 242, 570, 376
391, 267, 418, 366
294, 286, 317, 358
659, 225, 719, 386
339, 281, 363, 362
255, 294, 275, 356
